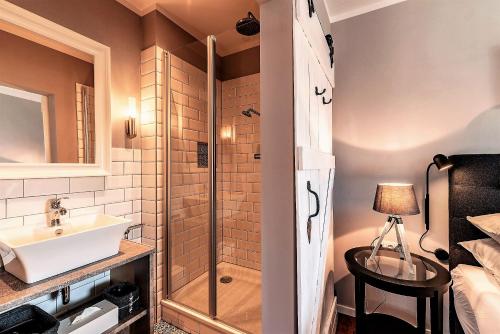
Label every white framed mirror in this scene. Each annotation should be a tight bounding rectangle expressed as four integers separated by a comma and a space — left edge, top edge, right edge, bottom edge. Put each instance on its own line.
0, 1, 111, 179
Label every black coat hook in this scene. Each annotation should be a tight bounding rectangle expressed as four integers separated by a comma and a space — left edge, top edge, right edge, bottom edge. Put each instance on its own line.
315, 87, 326, 96
322, 96, 332, 105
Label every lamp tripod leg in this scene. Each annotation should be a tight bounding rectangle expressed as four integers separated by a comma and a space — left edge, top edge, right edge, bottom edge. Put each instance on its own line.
369, 217, 393, 261
395, 218, 414, 274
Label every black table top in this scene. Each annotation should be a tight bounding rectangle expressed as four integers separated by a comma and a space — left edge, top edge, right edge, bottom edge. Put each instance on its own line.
345, 247, 451, 297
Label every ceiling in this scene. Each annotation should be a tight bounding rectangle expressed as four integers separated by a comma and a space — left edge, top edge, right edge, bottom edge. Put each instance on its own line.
117, 0, 260, 56
117, 0, 409, 54
325, 0, 408, 22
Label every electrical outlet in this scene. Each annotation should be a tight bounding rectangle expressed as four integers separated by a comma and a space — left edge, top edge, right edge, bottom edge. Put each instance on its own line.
382, 240, 398, 249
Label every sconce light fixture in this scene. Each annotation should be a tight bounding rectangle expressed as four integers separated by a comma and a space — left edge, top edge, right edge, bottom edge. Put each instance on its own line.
420, 154, 453, 262
221, 125, 232, 141
125, 97, 137, 139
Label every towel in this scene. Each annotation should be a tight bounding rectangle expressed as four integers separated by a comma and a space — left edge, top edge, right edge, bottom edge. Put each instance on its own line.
0, 241, 15, 265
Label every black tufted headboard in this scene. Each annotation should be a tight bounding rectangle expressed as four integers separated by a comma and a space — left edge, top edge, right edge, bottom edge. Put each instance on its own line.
448, 154, 500, 334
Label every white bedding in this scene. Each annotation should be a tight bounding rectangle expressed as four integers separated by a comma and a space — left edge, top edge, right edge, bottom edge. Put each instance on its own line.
451, 264, 500, 334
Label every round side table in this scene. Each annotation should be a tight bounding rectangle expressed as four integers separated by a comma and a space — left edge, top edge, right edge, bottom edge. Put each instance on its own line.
345, 247, 451, 334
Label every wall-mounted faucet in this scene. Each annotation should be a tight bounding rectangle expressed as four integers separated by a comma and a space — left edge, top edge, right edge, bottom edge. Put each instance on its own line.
49, 198, 68, 227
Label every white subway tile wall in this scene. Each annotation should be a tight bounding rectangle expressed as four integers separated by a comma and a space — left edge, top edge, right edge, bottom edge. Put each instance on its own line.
141, 45, 163, 321
0, 148, 141, 234
69, 176, 105, 193
0, 148, 142, 315
221, 73, 261, 270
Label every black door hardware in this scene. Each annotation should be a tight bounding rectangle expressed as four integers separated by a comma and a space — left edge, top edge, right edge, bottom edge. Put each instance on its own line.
322, 97, 332, 105
325, 34, 334, 68
315, 87, 326, 96
306, 181, 320, 244
308, 0, 315, 18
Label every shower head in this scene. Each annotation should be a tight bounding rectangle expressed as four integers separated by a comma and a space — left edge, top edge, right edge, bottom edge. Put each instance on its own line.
241, 108, 260, 117
236, 12, 260, 36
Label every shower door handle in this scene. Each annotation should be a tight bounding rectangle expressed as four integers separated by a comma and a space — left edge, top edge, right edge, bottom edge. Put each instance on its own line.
306, 181, 320, 244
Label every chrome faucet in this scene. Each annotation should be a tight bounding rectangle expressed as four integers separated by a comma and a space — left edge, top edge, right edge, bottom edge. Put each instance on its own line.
49, 198, 68, 227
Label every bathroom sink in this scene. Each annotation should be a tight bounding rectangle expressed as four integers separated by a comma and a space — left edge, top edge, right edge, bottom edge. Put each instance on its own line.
0, 214, 130, 284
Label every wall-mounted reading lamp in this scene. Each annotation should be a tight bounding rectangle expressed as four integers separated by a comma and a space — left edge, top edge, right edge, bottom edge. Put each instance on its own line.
125, 97, 137, 139
420, 154, 453, 262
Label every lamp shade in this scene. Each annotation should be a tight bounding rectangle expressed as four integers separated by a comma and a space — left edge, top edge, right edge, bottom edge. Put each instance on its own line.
373, 183, 420, 216
433, 154, 453, 171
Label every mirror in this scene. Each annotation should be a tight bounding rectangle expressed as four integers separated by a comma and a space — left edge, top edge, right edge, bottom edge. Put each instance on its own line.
0, 25, 95, 164
0, 1, 111, 178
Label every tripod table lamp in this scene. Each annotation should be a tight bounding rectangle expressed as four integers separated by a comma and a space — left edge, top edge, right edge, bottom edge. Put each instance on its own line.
369, 183, 420, 274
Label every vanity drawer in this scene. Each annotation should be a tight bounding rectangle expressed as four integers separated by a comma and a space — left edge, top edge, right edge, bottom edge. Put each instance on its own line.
295, 0, 335, 87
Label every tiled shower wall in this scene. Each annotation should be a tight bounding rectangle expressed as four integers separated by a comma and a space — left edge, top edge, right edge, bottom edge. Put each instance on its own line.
0, 147, 142, 315
221, 74, 261, 271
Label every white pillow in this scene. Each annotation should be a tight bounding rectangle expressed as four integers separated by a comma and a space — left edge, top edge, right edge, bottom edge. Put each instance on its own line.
466, 214, 500, 244
451, 264, 500, 334
459, 238, 500, 286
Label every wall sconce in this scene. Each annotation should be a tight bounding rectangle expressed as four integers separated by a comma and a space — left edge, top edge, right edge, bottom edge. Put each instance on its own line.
125, 97, 137, 139
221, 126, 232, 140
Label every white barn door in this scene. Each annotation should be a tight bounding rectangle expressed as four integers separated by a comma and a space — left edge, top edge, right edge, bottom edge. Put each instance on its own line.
294, 20, 336, 334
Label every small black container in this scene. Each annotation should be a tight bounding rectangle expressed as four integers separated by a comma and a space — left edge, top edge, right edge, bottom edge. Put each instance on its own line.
0, 305, 59, 334
103, 282, 140, 320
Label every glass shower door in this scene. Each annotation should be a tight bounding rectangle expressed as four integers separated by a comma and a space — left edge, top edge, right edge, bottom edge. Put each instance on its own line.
165, 37, 218, 316
165, 33, 261, 333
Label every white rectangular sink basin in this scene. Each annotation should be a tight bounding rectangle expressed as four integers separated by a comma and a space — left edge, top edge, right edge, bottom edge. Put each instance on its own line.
0, 214, 130, 284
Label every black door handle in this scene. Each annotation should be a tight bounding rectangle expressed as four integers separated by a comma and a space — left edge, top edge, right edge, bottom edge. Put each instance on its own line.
306, 181, 320, 243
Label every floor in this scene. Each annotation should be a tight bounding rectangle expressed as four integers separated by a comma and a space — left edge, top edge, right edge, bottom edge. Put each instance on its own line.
156, 313, 355, 334
171, 262, 262, 334
154, 321, 188, 334
336, 314, 356, 334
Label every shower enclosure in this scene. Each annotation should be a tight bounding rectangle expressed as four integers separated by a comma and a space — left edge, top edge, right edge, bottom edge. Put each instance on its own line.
162, 36, 262, 333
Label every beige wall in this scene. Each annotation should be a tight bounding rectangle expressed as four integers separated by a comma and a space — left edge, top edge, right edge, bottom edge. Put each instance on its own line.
332, 0, 500, 328
8, 0, 143, 149
221, 47, 260, 81
142, 10, 209, 74
260, 0, 296, 332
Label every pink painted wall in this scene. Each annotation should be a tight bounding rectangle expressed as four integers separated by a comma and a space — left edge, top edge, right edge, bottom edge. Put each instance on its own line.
0, 30, 94, 163
8, 0, 143, 148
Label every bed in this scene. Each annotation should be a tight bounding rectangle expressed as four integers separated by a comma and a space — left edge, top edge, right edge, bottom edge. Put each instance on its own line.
448, 154, 500, 334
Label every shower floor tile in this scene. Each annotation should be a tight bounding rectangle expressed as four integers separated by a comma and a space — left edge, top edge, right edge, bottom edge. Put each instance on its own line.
171, 262, 262, 334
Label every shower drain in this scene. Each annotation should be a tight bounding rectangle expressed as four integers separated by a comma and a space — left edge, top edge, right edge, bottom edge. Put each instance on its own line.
220, 276, 233, 284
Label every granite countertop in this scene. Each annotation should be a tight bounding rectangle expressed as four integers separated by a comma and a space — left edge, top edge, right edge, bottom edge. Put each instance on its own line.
0, 240, 154, 313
